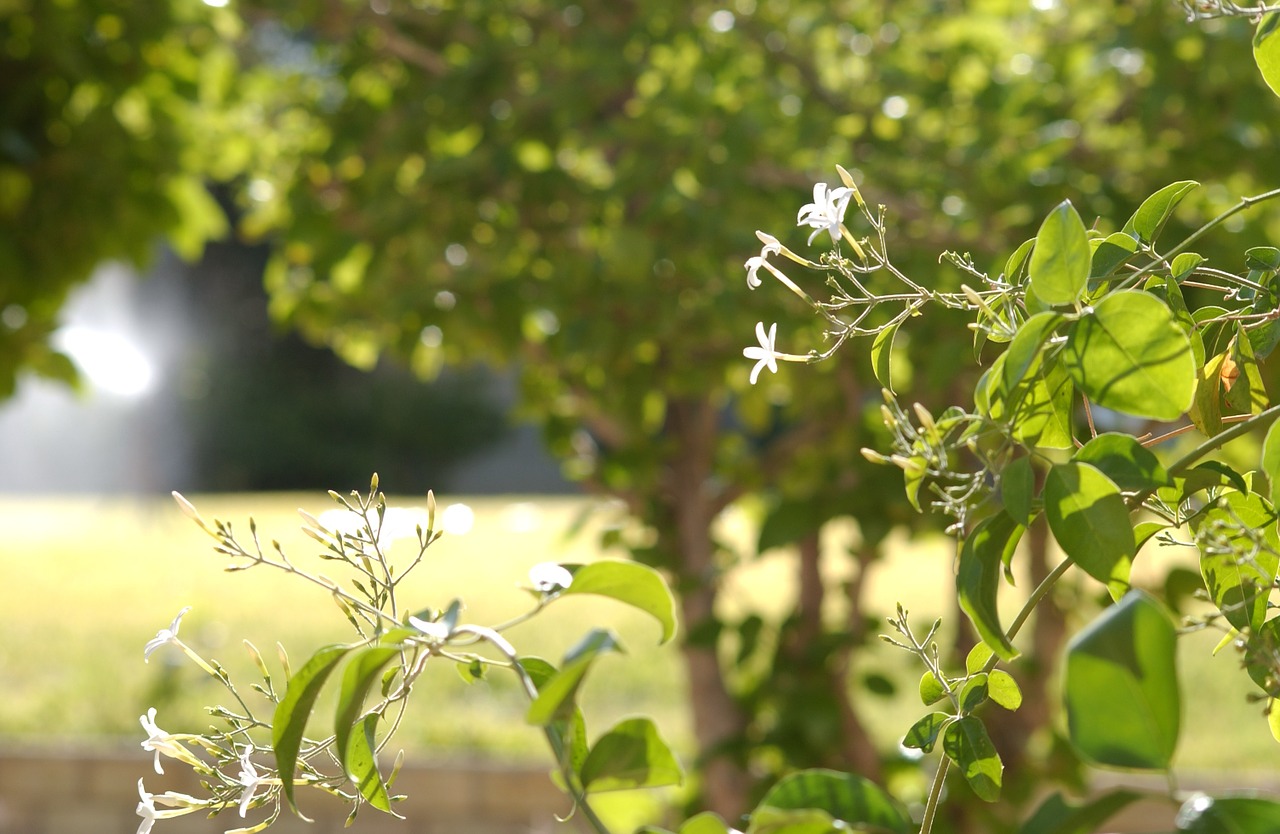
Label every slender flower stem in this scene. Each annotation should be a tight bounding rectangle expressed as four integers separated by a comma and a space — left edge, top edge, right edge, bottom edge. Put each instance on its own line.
919, 757, 950, 834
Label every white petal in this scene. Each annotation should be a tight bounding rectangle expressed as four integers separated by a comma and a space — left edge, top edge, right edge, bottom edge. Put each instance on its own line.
529, 562, 573, 592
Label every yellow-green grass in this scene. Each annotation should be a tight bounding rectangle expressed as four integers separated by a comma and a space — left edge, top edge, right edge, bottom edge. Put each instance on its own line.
1, 494, 1276, 781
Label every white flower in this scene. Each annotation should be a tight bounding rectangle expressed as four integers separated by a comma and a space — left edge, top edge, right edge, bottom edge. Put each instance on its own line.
529, 562, 574, 593
797, 182, 853, 245
139, 708, 189, 775
136, 779, 158, 834
744, 233, 785, 289
237, 750, 265, 818
144, 607, 190, 663
743, 322, 780, 384
408, 615, 451, 642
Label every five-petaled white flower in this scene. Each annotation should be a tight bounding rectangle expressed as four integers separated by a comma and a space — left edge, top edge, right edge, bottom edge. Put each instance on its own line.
797, 183, 853, 245
140, 708, 188, 775
144, 606, 191, 663
237, 749, 265, 818
408, 615, 451, 642
529, 562, 574, 594
743, 322, 780, 384
744, 234, 785, 289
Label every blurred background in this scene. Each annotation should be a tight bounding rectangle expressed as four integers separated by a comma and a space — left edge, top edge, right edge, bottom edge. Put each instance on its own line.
4, 1, 1280, 832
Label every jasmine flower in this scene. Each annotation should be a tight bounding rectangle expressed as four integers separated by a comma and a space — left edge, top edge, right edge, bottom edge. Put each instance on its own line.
743, 322, 780, 384
237, 750, 265, 818
797, 183, 852, 245
139, 708, 191, 775
143, 607, 190, 663
529, 562, 573, 593
408, 615, 451, 642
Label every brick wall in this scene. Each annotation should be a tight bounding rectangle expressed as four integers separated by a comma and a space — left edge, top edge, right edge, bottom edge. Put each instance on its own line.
0, 749, 582, 834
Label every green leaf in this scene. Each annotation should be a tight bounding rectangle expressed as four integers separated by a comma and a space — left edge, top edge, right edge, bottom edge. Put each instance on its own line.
757, 500, 826, 553
965, 642, 994, 675
561, 562, 676, 644
1075, 433, 1172, 492
579, 717, 683, 793
1090, 232, 1139, 281
456, 658, 486, 683
958, 674, 989, 713
1029, 200, 1091, 306
1064, 590, 1180, 771
942, 717, 1003, 802
1002, 312, 1064, 391
872, 323, 899, 394
1246, 246, 1280, 271
1254, 12, 1280, 100
1001, 455, 1036, 527
679, 812, 733, 834
342, 713, 395, 813
526, 629, 623, 725
1193, 492, 1280, 633
903, 712, 952, 753
335, 631, 411, 794
957, 511, 1025, 661
1189, 353, 1226, 437
1122, 181, 1199, 245
919, 670, 946, 706
1171, 252, 1205, 281
983, 351, 1075, 450
1019, 790, 1149, 834
988, 670, 1022, 711
272, 643, 354, 818
1225, 323, 1269, 416
1176, 794, 1280, 833
1044, 462, 1134, 600
1004, 237, 1035, 285
751, 769, 912, 834
1243, 617, 1280, 695
1262, 419, 1280, 508
1061, 290, 1196, 421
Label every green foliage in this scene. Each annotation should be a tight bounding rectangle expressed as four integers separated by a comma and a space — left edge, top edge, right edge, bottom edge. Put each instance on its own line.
560, 561, 678, 644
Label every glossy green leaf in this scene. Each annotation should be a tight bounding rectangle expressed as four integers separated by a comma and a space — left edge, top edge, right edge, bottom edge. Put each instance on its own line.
579, 717, 683, 793
984, 351, 1075, 450
1135, 521, 1168, 551
1193, 492, 1280, 633
1004, 237, 1036, 285
1001, 455, 1036, 527
958, 511, 1025, 662
965, 642, 994, 675
872, 323, 899, 394
919, 670, 947, 706
335, 631, 411, 793
1254, 12, 1280, 99
342, 713, 394, 813
1090, 231, 1139, 281
1061, 290, 1195, 421
1075, 433, 1172, 492
272, 643, 354, 818
1064, 590, 1180, 770
1122, 181, 1199, 245
561, 561, 676, 644
958, 674, 989, 713
988, 670, 1022, 711
1176, 794, 1280, 833
751, 769, 912, 834
1171, 253, 1205, 281
526, 629, 622, 725
1019, 790, 1148, 834
1044, 462, 1134, 600
903, 712, 952, 753
1002, 312, 1064, 391
1262, 419, 1280, 508
942, 717, 1003, 802
1029, 201, 1091, 306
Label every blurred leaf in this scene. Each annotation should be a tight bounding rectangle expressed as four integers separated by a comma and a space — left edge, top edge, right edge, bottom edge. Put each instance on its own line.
1064, 590, 1179, 771
1019, 790, 1151, 834
580, 717, 683, 793
872, 324, 899, 394
526, 629, 622, 725
1176, 795, 1280, 833
750, 769, 911, 834
1193, 491, 1279, 633
562, 562, 676, 644
1001, 455, 1036, 527
1254, 13, 1280, 99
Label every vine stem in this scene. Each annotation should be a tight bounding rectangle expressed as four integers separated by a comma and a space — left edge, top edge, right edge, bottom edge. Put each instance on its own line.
919, 757, 950, 834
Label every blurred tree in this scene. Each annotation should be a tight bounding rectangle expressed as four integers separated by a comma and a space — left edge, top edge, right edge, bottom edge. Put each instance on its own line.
7, 0, 1280, 823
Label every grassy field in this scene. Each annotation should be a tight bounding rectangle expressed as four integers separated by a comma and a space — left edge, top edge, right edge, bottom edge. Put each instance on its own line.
0, 492, 1276, 781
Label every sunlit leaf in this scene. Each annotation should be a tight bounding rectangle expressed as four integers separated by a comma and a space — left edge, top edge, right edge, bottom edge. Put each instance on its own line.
1044, 462, 1134, 600
1122, 181, 1199, 245
579, 717, 683, 793
942, 717, 1003, 802
272, 644, 354, 818
957, 511, 1025, 661
526, 629, 622, 725
1193, 491, 1280, 633
1019, 790, 1150, 834
560, 562, 676, 644
1254, 12, 1280, 99
872, 323, 899, 394
1075, 433, 1172, 493
1029, 201, 1090, 306
751, 769, 911, 834
1176, 794, 1280, 833
903, 712, 952, 753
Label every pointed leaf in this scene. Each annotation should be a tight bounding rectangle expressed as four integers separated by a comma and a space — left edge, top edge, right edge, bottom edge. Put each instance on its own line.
1044, 462, 1134, 600
1193, 491, 1280, 633
1064, 590, 1180, 770
343, 713, 394, 813
335, 631, 411, 790
1090, 232, 1139, 281
272, 644, 354, 817
903, 712, 952, 753
562, 562, 676, 644
988, 670, 1022, 711
1029, 201, 1091, 306
1123, 181, 1199, 245
1225, 323, 1269, 416
1254, 12, 1280, 99
1061, 290, 1195, 421
872, 323, 899, 394
1019, 790, 1149, 834
1001, 455, 1036, 527
1002, 312, 1064, 391
958, 674, 989, 713
957, 511, 1025, 661
919, 670, 947, 706
579, 717, 683, 793
943, 717, 1003, 802
754, 769, 912, 834
526, 629, 622, 725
